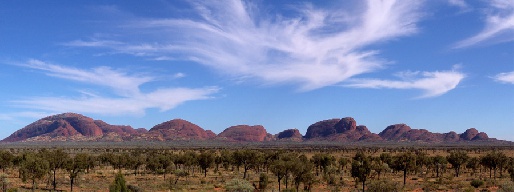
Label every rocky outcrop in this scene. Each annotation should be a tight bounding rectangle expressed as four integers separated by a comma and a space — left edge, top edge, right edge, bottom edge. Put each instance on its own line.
378, 124, 412, 141
460, 128, 481, 141
472, 132, 489, 140
94, 120, 138, 136
2, 113, 105, 142
148, 119, 216, 140
217, 125, 269, 142
460, 128, 479, 140
378, 124, 493, 142
277, 129, 303, 141
335, 117, 357, 132
304, 119, 341, 139
304, 117, 382, 142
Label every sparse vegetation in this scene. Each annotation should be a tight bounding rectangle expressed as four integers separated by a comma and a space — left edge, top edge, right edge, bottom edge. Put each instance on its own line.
0, 144, 511, 191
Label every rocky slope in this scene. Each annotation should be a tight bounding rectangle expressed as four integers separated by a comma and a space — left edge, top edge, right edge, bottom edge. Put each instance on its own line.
378, 124, 489, 142
2, 113, 133, 142
276, 129, 303, 141
1, 113, 499, 143
304, 117, 382, 141
216, 125, 273, 142
144, 119, 216, 141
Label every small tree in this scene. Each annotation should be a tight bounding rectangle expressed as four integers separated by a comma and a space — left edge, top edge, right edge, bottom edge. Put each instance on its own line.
0, 151, 14, 173
172, 169, 189, 185
270, 156, 290, 191
128, 150, 145, 176
66, 153, 89, 192
291, 155, 314, 192
351, 152, 371, 192
391, 152, 416, 187
447, 150, 469, 177
198, 151, 215, 177
481, 151, 501, 179
431, 155, 447, 178
241, 150, 259, 179
19, 152, 49, 192
508, 157, 514, 182
109, 171, 128, 192
466, 157, 480, 176
40, 149, 69, 191
311, 153, 335, 176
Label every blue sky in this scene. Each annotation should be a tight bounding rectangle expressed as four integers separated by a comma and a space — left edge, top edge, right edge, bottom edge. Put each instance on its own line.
1, 0, 513, 141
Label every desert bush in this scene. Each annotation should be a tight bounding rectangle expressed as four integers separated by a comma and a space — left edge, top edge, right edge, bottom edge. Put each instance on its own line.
367, 180, 400, 192
423, 181, 441, 192
258, 173, 268, 190
225, 178, 254, 192
1, 173, 9, 192
109, 172, 128, 192
470, 179, 484, 188
323, 173, 336, 185
127, 185, 143, 192
498, 181, 514, 192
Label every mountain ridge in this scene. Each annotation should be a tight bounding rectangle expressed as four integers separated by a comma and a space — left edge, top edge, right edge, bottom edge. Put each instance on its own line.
1, 113, 502, 143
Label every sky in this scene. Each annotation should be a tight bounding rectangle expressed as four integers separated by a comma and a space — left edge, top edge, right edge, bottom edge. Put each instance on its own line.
0, 0, 513, 141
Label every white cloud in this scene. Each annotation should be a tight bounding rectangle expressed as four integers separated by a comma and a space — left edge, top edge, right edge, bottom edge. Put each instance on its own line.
13, 60, 219, 115
346, 67, 466, 98
172, 72, 186, 79
454, 0, 514, 48
448, 0, 470, 11
493, 71, 514, 84
66, 0, 424, 91
0, 111, 51, 121
23, 59, 152, 97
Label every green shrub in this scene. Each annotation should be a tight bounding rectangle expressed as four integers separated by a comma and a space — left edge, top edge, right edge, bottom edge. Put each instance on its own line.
498, 181, 514, 192
367, 180, 400, 192
127, 185, 143, 192
109, 172, 128, 192
259, 173, 268, 190
470, 179, 484, 188
225, 178, 254, 192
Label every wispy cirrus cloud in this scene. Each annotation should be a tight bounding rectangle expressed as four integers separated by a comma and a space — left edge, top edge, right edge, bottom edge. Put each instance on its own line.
454, 0, 514, 48
13, 60, 218, 115
0, 111, 52, 121
346, 66, 466, 98
66, 0, 425, 91
493, 71, 514, 84
22, 59, 152, 97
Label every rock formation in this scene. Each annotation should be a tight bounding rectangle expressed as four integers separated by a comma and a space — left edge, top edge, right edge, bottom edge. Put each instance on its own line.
277, 129, 303, 141
217, 125, 269, 142
0, 113, 499, 143
148, 119, 216, 140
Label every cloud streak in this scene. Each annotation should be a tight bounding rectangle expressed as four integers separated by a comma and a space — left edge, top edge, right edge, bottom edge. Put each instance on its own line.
346, 66, 466, 98
13, 60, 219, 115
454, 0, 514, 48
493, 71, 514, 84
66, 0, 424, 91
